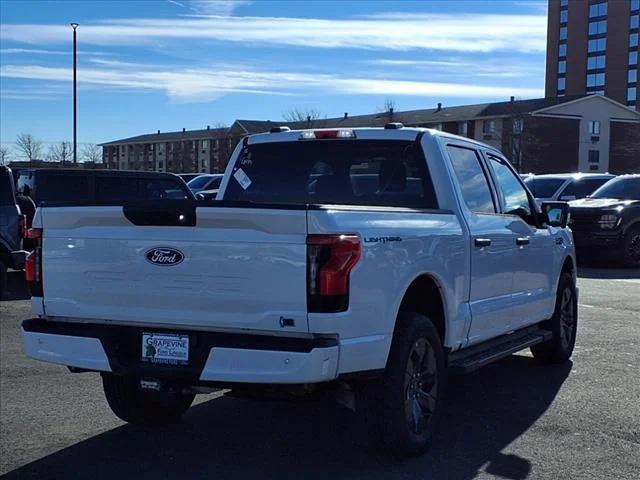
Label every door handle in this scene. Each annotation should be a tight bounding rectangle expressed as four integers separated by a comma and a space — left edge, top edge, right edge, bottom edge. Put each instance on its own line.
516, 237, 530, 246
474, 238, 492, 247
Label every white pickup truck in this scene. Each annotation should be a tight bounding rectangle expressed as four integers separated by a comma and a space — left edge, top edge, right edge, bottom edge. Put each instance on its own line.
22, 125, 577, 457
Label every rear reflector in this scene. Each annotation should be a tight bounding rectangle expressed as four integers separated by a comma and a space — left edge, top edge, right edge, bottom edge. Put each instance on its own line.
25, 228, 43, 296
299, 130, 356, 140
307, 234, 361, 313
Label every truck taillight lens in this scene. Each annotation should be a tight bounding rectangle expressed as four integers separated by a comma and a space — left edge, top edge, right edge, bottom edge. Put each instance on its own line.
307, 234, 361, 313
25, 228, 43, 297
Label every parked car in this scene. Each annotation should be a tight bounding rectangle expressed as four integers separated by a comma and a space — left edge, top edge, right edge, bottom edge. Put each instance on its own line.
177, 173, 201, 183
569, 174, 640, 267
524, 173, 614, 203
0, 166, 28, 299
186, 174, 224, 195
16, 169, 194, 213
22, 126, 577, 458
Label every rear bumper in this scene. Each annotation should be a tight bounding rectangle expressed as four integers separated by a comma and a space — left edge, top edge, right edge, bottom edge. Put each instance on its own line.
21, 318, 340, 385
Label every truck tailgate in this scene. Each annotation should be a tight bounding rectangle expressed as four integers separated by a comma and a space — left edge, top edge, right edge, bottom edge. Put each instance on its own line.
40, 204, 309, 333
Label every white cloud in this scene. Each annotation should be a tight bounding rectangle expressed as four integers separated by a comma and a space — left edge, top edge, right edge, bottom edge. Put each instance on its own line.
188, 1, 252, 15
0, 63, 543, 103
0, 13, 546, 53
0, 48, 114, 56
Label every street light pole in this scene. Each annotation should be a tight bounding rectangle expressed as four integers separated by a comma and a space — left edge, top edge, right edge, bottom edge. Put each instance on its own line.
70, 23, 79, 164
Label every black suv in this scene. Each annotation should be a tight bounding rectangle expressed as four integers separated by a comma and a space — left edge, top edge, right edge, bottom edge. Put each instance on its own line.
1, 166, 28, 299
569, 175, 640, 267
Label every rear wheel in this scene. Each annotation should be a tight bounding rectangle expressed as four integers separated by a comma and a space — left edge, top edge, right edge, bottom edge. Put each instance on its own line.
358, 313, 445, 458
102, 374, 194, 425
623, 226, 640, 268
531, 272, 577, 364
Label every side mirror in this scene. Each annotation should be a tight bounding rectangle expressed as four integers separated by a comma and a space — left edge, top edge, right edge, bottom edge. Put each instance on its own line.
542, 201, 570, 228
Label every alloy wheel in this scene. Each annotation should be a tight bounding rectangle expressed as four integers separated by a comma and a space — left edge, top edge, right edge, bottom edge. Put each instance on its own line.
404, 338, 438, 435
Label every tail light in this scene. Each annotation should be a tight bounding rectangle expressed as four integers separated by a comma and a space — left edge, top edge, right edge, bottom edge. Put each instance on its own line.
19, 214, 27, 238
307, 234, 361, 313
25, 228, 43, 297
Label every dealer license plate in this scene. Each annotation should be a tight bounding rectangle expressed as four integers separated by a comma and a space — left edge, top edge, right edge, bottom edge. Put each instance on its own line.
141, 333, 189, 365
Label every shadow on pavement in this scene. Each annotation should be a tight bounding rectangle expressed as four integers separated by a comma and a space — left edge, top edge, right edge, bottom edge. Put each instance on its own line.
4, 356, 571, 480
1, 270, 29, 302
577, 267, 640, 279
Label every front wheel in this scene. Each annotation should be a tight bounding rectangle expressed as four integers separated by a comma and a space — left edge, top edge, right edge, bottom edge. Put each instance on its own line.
530, 272, 577, 364
102, 374, 194, 425
623, 226, 640, 268
358, 313, 445, 458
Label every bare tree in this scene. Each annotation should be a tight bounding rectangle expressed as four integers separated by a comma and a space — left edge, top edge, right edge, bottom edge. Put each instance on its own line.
47, 141, 73, 164
283, 108, 323, 125
15, 133, 43, 162
377, 98, 397, 114
82, 143, 102, 163
0, 147, 9, 165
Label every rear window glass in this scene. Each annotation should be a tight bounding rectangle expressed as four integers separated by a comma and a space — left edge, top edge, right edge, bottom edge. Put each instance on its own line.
524, 177, 565, 198
39, 174, 90, 202
95, 177, 191, 201
224, 140, 438, 209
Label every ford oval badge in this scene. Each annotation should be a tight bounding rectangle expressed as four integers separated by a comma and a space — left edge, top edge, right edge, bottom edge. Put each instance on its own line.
145, 247, 184, 266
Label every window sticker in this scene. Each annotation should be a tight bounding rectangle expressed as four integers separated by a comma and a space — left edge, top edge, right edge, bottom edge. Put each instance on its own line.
233, 168, 252, 190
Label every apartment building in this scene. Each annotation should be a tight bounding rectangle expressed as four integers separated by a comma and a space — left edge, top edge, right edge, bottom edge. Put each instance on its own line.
546, 0, 639, 109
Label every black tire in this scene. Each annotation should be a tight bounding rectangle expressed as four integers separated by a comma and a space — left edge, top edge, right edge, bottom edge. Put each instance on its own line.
530, 272, 577, 364
623, 226, 640, 269
102, 374, 194, 425
358, 312, 446, 458
0, 258, 6, 301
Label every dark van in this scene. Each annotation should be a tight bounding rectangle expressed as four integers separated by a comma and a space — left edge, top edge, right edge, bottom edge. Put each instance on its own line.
16, 169, 194, 209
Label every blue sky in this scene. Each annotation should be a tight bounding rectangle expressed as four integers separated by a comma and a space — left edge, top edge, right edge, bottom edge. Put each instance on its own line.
0, 0, 548, 154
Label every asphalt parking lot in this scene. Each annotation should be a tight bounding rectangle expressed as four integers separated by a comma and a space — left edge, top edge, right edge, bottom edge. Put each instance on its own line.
1, 269, 639, 480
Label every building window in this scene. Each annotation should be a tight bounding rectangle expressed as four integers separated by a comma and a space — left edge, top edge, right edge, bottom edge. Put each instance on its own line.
589, 2, 607, 18
587, 73, 605, 87
558, 60, 566, 74
587, 55, 606, 70
630, 69, 638, 83
483, 120, 496, 133
560, 0, 568, 6
560, 9, 568, 23
588, 150, 600, 164
559, 43, 567, 57
631, 15, 639, 29
588, 20, 607, 35
631, 51, 639, 66
558, 77, 566, 91
631, 33, 639, 48
458, 121, 468, 136
513, 119, 523, 134
632, 0, 640, 11
629, 87, 638, 102
588, 38, 607, 52
588, 121, 601, 135
202, 140, 209, 149
559, 27, 567, 40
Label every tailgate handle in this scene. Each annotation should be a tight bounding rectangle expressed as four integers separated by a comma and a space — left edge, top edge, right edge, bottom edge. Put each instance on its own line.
123, 203, 196, 227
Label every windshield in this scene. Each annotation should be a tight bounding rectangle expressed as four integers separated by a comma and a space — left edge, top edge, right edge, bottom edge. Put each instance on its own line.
590, 177, 640, 200
524, 177, 565, 198
187, 175, 213, 189
223, 140, 438, 208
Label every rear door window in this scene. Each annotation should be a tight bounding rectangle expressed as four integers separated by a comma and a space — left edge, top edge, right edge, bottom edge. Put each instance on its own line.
96, 176, 191, 201
447, 145, 496, 214
140, 178, 191, 200
95, 177, 139, 201
224, 140, 438, 209
524, 178, 566, 198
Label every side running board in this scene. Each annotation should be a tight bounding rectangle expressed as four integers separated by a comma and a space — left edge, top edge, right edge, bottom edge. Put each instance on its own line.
448, 326, 552, 374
